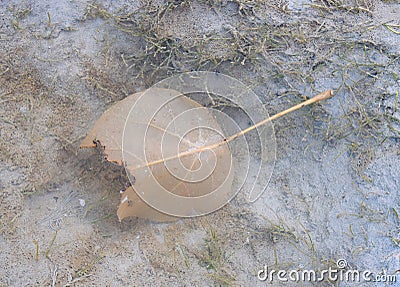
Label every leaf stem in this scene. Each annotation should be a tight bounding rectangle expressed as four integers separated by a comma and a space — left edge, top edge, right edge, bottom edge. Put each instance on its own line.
134, 90, 333, 170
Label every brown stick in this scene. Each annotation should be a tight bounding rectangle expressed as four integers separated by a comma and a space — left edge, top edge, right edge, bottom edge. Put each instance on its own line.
136, 90, 334, 169
224, 89, 333, 143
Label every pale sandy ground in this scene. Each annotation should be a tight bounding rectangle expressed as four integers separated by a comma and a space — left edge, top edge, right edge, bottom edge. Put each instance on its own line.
0, 0, 399, 286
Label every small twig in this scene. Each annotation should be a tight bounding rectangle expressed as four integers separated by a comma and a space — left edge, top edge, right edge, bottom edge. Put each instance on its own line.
47, 12, 51, 27
33, 240, 39, 261
45, 230, 58, 258
383, 23, 400, 35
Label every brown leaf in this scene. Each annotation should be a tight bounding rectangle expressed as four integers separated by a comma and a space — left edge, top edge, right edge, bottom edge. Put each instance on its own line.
81, 88, 233, 222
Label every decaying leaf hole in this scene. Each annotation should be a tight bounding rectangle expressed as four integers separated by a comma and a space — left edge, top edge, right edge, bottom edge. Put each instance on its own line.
80, 87, 333, 222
